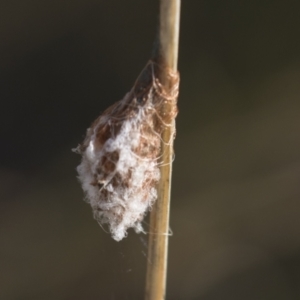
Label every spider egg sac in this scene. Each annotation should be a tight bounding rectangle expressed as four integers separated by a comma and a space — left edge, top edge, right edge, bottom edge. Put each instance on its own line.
74, 62, 179, 241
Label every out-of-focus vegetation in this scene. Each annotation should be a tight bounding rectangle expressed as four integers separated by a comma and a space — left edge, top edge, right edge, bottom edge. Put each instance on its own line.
1, 1, 300, 299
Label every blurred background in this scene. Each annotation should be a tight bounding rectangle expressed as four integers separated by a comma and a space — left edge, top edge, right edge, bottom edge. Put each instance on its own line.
1, 0, 300, 299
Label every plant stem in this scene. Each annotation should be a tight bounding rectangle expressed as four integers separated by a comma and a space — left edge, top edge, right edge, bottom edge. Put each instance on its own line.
145, 1, 180, 300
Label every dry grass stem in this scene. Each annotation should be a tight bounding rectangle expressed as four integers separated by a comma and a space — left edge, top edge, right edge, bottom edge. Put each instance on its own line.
145, 0, 181, 299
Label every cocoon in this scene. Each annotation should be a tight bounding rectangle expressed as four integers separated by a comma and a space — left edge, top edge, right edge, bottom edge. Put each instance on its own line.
75, 61, 179, 241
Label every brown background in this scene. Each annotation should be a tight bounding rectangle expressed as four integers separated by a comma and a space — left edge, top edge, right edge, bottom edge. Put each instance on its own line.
1, 1, 300, 299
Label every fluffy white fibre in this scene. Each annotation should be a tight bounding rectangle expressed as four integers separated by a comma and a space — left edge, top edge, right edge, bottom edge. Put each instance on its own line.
77, 104, 160, 241
75, 60, 179, 241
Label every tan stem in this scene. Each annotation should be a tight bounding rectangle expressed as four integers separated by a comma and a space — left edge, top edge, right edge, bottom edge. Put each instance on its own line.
145, 1, 180, 300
